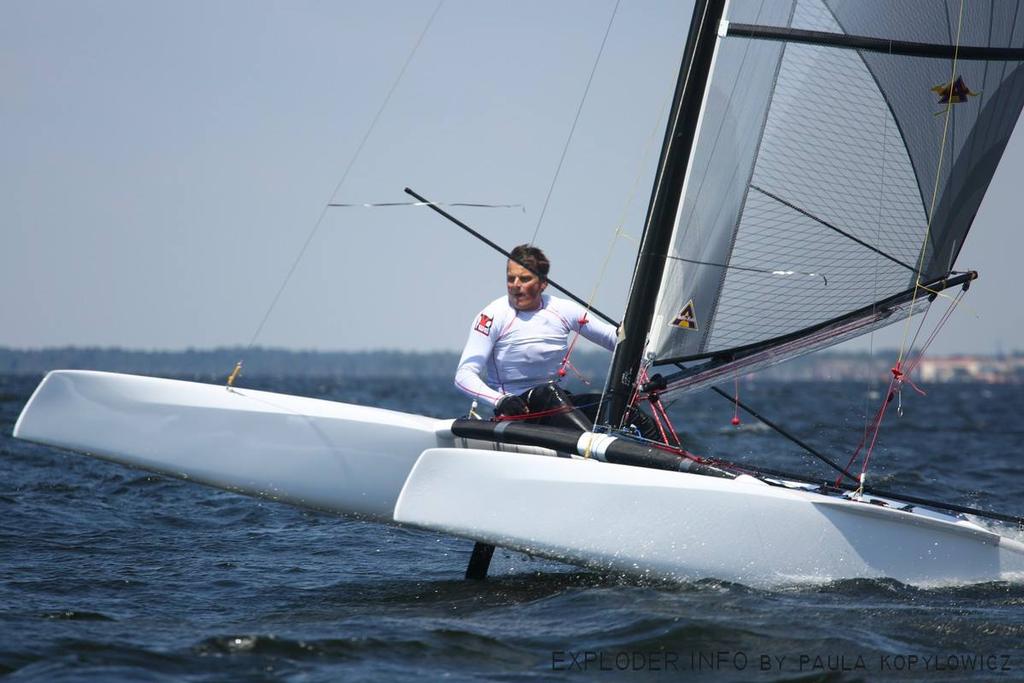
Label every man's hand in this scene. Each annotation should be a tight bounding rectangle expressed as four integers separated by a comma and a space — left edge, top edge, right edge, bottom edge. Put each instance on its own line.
495, 394, 529, 417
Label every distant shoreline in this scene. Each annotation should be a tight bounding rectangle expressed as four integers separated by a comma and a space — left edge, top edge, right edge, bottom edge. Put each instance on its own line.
3, 346, 1022, 383
0, 346, 464, 378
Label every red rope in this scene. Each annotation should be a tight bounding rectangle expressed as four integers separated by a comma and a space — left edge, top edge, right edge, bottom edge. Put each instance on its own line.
629, 366, 646, 410
651, 396, 681, 446
835, 288, 966, 487
858, 378, 899, 477
651, 406, 670, 443
557, 315, 592, 383
493, 403, 578, 422
731, 377, 741, 426
636, 367, 681, 445
835, 374, 897, 487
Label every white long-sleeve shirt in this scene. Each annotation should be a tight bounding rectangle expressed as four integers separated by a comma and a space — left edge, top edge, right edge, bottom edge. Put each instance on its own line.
454, 294, 617, 406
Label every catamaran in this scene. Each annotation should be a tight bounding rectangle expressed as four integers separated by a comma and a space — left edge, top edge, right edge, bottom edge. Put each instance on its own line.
14, 0, 1024, 587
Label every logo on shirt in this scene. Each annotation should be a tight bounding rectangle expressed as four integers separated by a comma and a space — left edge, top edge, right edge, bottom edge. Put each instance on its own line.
474, 313, 494, 336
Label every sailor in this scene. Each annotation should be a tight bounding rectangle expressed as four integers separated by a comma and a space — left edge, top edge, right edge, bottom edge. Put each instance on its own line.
454, 244, 618, 431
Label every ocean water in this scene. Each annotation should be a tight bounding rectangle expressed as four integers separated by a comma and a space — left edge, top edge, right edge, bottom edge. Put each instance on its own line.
2, 373, 1023, 682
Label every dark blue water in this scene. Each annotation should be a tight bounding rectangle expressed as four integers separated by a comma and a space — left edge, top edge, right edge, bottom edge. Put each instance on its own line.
2, 373, 1023, 681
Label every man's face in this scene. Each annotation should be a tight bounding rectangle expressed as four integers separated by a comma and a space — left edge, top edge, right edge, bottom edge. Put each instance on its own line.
507, 260, 546, 311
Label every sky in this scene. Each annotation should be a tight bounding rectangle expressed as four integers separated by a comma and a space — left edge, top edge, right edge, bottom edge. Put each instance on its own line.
2, 0, 1023, 356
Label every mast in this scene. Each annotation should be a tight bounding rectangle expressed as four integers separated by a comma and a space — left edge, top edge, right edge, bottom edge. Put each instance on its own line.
599, 0, 727, 427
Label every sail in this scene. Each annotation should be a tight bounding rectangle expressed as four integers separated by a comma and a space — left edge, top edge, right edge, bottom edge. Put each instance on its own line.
644, 0, 1024, 394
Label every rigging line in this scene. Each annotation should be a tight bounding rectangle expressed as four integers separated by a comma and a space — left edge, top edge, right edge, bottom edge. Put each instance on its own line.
706, 384, 860, 484
654, 367, 860, 484
405, 181, 903, 483
749, 184, 918, 273
917, 280, 967, 305
903, 291, 937, 360
327, 201, 524, 210
600, 0, 728, 428
653, 271, 975, 370
529, 0, 621, 246
850, 294, 966, 484
585, 88, 674, 432
243, 1, 444, 353
558, 222, 620, 388
404, 186, 620, 327
660, 253, 828, 286
581, 86, 675, 316
864, 30, 893, 451
857, 373, 902, 480
406, 168, 867, 481
905, 289, 967, 376
731, 461, 1024, 527
898, 0, 966, 366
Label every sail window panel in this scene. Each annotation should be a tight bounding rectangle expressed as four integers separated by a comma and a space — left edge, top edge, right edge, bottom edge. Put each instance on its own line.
650, 0, 1024, 367
790, 0, 843, 33
751, 41, 927, 268
705, 191, 910, 350
860, 54, 1024, 278
824, 0, 1024, 278
637, 0, 1024, 395
730, 0, 1024, 282
652, 22, 928, 363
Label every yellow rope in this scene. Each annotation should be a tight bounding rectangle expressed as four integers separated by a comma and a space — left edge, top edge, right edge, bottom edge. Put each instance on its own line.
909, 281, 982, 323
897, 0, 967, 365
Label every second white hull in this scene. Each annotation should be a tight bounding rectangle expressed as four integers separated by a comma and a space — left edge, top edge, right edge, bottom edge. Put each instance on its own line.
396, 449, 1024, 587
14, 370, 451, 521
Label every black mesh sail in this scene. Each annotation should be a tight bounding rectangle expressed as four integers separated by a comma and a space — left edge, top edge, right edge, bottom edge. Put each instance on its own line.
647, 0, 1024, 395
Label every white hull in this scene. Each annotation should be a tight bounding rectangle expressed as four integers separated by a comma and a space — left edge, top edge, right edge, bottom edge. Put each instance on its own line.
396, 449, 1024, 587
14, 370, 451, 521
14, 370, 1024, 586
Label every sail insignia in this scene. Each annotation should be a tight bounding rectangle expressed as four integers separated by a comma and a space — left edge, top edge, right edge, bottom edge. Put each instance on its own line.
931, 76, 977, 104
670, 300, 700, 330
